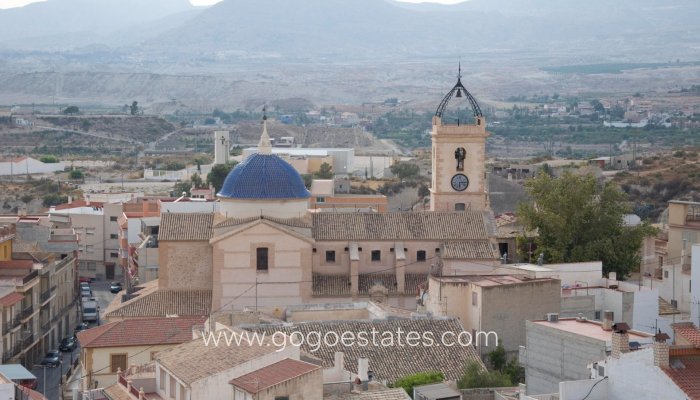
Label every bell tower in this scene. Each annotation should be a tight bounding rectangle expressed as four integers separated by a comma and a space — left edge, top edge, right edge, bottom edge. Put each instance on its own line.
430, 66, 489, 212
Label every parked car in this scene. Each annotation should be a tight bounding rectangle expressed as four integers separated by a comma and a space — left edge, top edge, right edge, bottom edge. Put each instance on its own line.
109, 282, 122, 293
74, 322, 89, 334
78, 277, 94, 284
39, 350, 61, 367
80, 282, 90, 290
59, 337, 77, 352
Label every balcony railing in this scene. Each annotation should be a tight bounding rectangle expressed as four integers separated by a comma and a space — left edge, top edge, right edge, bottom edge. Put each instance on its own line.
21, 333, 33, 347
41, 322, 50, 333
2, 316, 21, 335
40, 289, 52, 303
1, 342, 21, 362
21, 270, 38, 285
20, 305, 34, 319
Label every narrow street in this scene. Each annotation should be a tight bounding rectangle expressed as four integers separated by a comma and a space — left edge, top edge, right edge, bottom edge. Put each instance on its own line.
31, 280, 116, 400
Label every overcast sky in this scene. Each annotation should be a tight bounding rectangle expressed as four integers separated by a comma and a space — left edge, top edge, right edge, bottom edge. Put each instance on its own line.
0, 0, 468, 9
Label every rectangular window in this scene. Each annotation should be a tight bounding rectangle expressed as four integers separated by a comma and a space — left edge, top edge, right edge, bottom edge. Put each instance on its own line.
256, 248, 269, 271
110, 216, 118, 222
417, 250, 426, 262
472, 292, 478, 306
325, 250, 336, 263
316, 197, 326, 203
664, 270, 669, 279
110, 252, 119, 258
371, 250, 381, 262
110, 234, 118, 239
110, 353, 127, 373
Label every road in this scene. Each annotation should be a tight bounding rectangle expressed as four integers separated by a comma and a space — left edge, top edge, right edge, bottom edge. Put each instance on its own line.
33, 125, 136, 144
31, 280, 116, 400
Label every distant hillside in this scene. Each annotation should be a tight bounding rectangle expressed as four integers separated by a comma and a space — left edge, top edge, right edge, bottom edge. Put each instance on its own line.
144, 0, 700, 61
0, 0, 199, 50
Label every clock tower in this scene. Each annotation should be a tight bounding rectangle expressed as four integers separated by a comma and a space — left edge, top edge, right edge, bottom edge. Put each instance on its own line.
430, 67, 489, 212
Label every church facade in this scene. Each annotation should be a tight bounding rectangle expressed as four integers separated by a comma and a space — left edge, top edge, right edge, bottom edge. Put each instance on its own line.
144, 75, 499, 314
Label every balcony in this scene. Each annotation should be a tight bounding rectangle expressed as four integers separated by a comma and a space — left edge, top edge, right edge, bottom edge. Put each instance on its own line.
2, 315, 21, 335
21, 333, 33, 347
20, 305, 34, 320
41, 321, 50, 333
54, 257, 73, 273
1, 342, 21, 362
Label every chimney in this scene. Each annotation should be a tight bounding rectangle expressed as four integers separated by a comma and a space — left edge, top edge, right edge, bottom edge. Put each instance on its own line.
653, 332, 671, 368
358, 357, 369, 382
602, 310, 614, 331
611, 322, 630, 359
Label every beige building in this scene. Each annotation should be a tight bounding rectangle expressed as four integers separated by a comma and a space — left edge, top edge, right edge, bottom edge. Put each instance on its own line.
430, 72, 489, 212
51, 200, 123, 280
104, 75, 500, 322
0, 217, 79, 368
423, 274, 561, 355
77, 316, 207, 390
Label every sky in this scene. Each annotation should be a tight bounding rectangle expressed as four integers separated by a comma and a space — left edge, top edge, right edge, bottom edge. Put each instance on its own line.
0, 0, 468, 10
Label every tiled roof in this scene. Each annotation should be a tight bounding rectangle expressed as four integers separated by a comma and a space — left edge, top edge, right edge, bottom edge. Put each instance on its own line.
312, 212, 492, 241
229, 358, 320, 394
673, 323, 700, 347
156, 329, 281, 385
312, 274, 426, 296
218, 153, 311, 199
104, 287, 211, 319
663, 359, 700, 400
313, 274, 351, 296
214, 215, 313, 229
325, 388, 411, 400
252, 318, 483, 384
0, 292, 23, 307
660, 297, 681, 315
442, 240, 499, 259
77, 316, 207, 348
159, 213, 214, 241
102, 384, 133, 400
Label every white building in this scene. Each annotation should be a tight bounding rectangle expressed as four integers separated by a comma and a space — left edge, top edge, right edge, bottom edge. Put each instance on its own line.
0, 157, 65, 176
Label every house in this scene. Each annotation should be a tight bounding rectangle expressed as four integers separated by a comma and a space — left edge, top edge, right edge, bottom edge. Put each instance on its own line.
531, 323, 700, 400
309, 179, 388, 212
422, 275, 561, 355
413, 383, 462, 400
76, 316, 207, 390
520, 314, 653, 395
0, 157, 64, 176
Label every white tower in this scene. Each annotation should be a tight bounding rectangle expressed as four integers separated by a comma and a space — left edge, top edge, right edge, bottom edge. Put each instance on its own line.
430, 66, 489, 212
214, 130, 230, 165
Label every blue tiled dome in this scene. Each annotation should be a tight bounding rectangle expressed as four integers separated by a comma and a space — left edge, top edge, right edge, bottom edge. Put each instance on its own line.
218, 153, 311, 199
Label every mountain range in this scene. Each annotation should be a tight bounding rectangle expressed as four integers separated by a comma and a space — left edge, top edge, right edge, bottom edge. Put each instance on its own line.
1, 0, 698, 63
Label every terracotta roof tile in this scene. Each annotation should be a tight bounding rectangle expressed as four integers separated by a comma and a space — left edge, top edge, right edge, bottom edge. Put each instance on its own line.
252, 319, 483, 384
156, 329, 282, 385
215, 215, 312, 229
442, 240, 499, 259
159, 213, 214, 241
312, 211, 493, 241
663, 359, 700, 399
313, 274, 351, 296
229, 358, 320, 393
673, 323, 700, 348
325, 388, 411, 399
104, 287, 211, 319
0, 292, 24, 307
77, 316, 206, 348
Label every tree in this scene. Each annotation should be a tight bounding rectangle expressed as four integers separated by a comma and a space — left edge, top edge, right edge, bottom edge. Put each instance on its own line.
39, 155, 59, 163
191, 173, 203, 189
392, 371, 443, 398
390, 162, 420, 180
314, 162, 334, 179
62, 106, 79, 115
301, 173, 313, 189
418, 184, 430, 198
173, 181, 192, 196
517, 172, 657, 278
207, 161, 238, 193
487, 342, 525, 384
458, 361, 512, 389
69, 169, 84, 180
130, 101, 139, 115
590, 99, 605, 113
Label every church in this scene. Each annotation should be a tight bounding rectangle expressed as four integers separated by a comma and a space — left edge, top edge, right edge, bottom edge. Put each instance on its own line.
106, 73, 500, 318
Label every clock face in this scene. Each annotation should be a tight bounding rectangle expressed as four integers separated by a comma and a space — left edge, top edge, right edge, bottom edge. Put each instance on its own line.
451, 174, 469, 191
